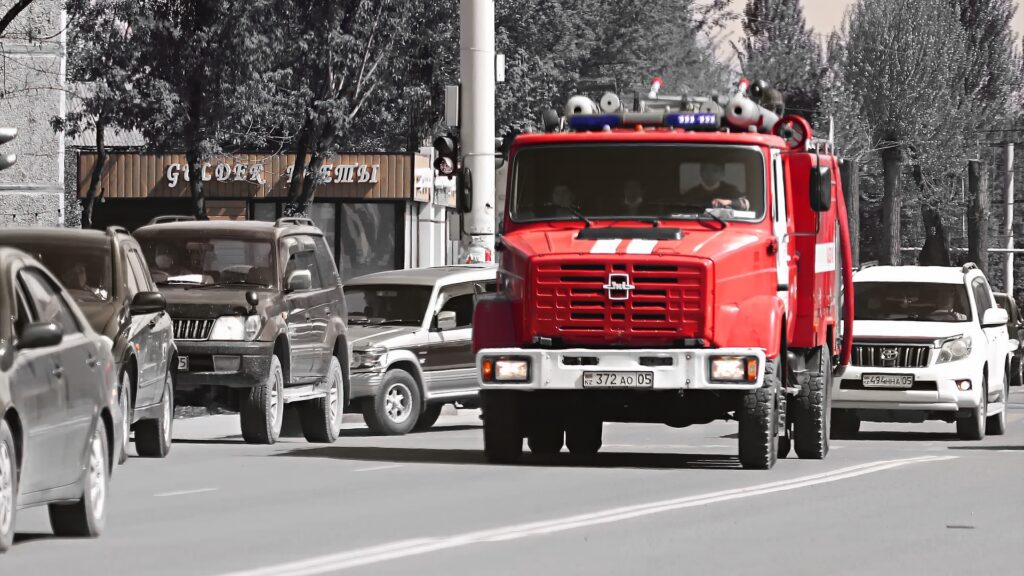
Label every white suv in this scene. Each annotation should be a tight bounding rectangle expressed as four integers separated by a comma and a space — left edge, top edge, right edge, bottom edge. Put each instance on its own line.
832, 264, 1011, 440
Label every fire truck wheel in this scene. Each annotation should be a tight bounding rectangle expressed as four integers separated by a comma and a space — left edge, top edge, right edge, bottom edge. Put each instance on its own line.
793, 345, 831, 459
565, 417, 602, 457
777, 394, 792, 459
738, 359, 779, 470
481, 390, 523, 464
527, 405, 564, 455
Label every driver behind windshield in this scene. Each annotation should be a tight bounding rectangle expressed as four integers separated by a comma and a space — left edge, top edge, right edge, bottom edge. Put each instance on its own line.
683, 161, 750, 210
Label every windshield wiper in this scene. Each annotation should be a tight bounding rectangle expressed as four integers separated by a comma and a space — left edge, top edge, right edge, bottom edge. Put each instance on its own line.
348, 317, 371, 325
377, 319, 422, 325
191, 281, 268, 289
543, 202, 592, 228
670, 205, 727, 229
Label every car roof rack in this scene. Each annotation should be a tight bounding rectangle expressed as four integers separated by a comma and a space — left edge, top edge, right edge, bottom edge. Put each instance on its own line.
961, 262, 978, 273
856, 261, 879, 270
276, 217, 316, 228
105, 225, 130, 236
149, 215, 196, 225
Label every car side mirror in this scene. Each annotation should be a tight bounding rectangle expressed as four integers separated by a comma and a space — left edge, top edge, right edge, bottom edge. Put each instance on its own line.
286, 270, 312, 292
130, 291, 166, 315
18, 322, 63, 350
1010, 339, 1020, 352
436, 311, 457, 331
809, 166, 832, 212
982, 307, 1009, 328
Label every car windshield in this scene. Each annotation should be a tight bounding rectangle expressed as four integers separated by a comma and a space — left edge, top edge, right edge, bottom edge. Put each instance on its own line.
511, 144, 766, 223
344, 284, 432, 326
855, 281, 973, 322
6, 241, 113, 302
137, 233, 276, 288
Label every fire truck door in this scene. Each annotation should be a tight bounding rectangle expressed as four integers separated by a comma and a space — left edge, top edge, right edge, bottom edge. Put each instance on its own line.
771, 151, 791, 300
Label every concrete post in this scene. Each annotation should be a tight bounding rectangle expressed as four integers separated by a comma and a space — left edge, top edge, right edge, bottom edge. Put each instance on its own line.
967, 159, 989, 277
1004, 144, 1014, 293
459, 0, 496, 263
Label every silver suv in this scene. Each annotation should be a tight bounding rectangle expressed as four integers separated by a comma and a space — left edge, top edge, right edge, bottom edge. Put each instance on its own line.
345, 265, 497, 434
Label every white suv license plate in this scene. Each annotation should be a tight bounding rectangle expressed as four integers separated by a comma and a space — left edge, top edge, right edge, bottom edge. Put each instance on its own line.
178, 356, 189, 372
582, 371, 654, 388
862, 374, 914, 389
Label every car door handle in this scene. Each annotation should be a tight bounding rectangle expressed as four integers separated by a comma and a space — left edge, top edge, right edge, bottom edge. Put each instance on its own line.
86, 356, 99, 369
52, 365, 64, 379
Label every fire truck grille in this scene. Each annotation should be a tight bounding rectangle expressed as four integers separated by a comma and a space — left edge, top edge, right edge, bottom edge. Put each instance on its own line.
532, 259, 706, 344
173, 318, 215, 341
852, 344, 930, 368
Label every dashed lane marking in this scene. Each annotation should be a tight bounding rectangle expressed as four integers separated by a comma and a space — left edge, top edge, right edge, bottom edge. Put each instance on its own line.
216, 455, 956, 576
155, 488, 218, 498
354, 464, 404, 473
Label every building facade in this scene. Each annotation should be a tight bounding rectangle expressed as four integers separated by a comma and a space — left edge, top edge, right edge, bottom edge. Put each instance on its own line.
72, 150, 458, 280
0, 0, 66, 227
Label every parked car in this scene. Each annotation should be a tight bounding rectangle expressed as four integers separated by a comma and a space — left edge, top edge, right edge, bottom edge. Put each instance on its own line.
0, 227, 176, 462
832, 263, 1011, 440
133, 217, 349, 445
345, 265, 496, 435
0, 248, 120, 552
994, 292, 1023, 387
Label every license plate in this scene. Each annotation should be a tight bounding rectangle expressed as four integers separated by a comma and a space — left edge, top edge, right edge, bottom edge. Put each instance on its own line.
582, 371, 654, 388
862, 373, 914, 389
177, 356, 189, 372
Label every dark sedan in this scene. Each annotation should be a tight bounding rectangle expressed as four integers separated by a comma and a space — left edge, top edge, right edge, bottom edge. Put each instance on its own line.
0, 227, 176, 462
995, 293, 1023, 387
0, 248, 120, 552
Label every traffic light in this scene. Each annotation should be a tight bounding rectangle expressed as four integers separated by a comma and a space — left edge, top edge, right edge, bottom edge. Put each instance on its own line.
0, 127, 16, 171
433, 134, 458, 178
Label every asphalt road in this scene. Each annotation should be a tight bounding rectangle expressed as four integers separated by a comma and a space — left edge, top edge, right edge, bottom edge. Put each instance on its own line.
4, 390, 1023, 576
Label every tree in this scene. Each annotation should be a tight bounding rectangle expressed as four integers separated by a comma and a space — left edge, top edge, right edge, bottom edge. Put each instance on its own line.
0, 0, 34, 38
123, 0, 276, 220
736, 0, 823, 122
56, 0, 143, 229
843, 0, 968, 265
269, 0, 411, 216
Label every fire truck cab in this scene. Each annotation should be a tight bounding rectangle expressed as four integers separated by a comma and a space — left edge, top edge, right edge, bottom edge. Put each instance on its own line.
473, 80, 855, 470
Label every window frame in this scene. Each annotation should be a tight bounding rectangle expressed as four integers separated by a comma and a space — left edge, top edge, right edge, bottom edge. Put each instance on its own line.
18, 267, 83, 336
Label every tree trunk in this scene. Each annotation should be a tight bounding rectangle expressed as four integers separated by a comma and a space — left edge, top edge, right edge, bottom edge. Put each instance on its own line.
186, 148, 208, 221
880, 147, 902, 265
286, 116, 314, 214
918, 204, 951, 266
294, 151, 326, 216
967, 159, 989, 276
81, 115, 108, 229
840, 158, 860, 267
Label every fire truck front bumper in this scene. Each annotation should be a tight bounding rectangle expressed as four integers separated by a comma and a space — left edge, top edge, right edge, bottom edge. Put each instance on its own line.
476, 348, 767, 391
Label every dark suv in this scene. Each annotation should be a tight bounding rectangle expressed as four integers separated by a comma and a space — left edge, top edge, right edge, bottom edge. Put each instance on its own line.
0, 226, 176, 462
995, 293, 1023, 387
133, 217, 349, 444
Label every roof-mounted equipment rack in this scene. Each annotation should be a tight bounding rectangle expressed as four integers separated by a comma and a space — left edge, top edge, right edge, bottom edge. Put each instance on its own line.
275, 217, 316, 228
148, 215, 196, 225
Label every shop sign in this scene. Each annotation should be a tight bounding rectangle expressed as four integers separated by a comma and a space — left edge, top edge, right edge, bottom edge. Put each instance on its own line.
166, 161, 380, 188
414, 168, 434, 203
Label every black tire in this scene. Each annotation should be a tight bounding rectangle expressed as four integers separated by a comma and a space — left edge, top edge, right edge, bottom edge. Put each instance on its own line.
135, 369, 173, 457
300, 357, 343, 443
49, 421, 108, 538
777, 393, 791, 459
1012, 359, 1022, 387
362, 369, 421, 435
738, 359, 779, 470
957, 378, 987, 441
986, 373, 1007, 436
792, 346, 831, 460
240, 355, 285, 444
528, 420, 564, 455
481, 390, 523, 464
0, 419, 18, 553
565, 416, 602, 456
830, 410, 860, 439
413, 403, 443, 432
117, 371, 131, 464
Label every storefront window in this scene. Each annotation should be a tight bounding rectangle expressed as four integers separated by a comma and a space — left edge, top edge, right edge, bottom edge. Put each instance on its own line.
339, 203, 398, 281
310, 202, 337, 264
253, 202, 277, 222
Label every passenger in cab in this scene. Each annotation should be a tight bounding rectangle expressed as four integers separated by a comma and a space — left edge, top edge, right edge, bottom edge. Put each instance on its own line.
683, 161, 750, 210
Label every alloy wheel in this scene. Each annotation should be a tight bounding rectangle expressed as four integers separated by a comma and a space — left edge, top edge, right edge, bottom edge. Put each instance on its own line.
0, 442, 13, 536
88, 429, 106, 520
385, 383, 412, 424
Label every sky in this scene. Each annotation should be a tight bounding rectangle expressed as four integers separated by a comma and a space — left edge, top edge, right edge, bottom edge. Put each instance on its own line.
723, 0, 1024, 59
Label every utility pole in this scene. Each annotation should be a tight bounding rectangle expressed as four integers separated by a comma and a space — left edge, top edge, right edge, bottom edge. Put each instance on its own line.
1003, 143, 1015, 294
459, 0, 496, 263
967, 159, 989, 278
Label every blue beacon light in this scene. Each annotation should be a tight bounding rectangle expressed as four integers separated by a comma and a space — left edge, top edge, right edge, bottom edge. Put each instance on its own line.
567, 114, 622, 131
664, 112, 720, 131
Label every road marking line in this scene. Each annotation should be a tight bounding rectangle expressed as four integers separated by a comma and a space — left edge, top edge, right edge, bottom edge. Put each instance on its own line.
155, 488, 217, 498
217, 455, 955, 576
354, 464, 403, 473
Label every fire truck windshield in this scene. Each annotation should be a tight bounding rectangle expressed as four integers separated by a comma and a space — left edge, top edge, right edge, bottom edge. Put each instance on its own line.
511, 144, 766, 223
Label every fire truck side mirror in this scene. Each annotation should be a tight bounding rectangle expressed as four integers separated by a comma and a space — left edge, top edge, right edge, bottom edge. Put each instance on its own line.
809, 166, 832, 212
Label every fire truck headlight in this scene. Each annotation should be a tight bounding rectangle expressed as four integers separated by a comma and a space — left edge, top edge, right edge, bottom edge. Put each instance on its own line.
709, 356, 758, 382
485, 357, 530, 382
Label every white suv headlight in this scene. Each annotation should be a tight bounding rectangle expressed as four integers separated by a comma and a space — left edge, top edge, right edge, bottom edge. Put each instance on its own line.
209, 315, 261, 341
936, 336, 972, 364
352, 346, 386, 370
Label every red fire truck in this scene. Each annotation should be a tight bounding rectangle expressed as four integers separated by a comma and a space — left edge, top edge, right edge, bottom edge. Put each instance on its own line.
472, 79, 855, 470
